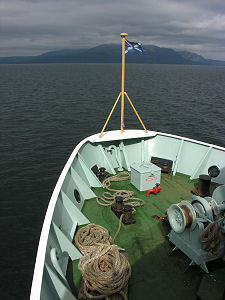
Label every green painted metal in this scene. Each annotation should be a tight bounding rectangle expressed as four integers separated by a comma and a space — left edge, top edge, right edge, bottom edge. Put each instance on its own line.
44, 264, 77, 300
79, 142, 116, 174
148, 135, 181, 166
41, 264, 61, 300
52, 222, 82, 261
195, 147, 225, 184
190, 146, 212, 180
98, 145, 116, 174
76, 135, 225, 185
71, 154, 102, 188
61, 191, 90, 226
53, 197, 76, 239
50, 248, 69, 287
62, 173, 84, 210
121, 139, 143, 166
70, 166, 96, 200
178, 141, 210, 175
212, 184, 225, 204
119, 141, 131, 171
141, 139, 145, 163
102, 145, 118, 169
172, 138, 184, 176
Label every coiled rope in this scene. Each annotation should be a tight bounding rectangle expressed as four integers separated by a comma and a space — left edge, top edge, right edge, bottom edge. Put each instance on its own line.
75, 224, 131, 299
96, 171, 144, 208
75, 215, 124, 255
199, 221, 222, 255
78, 244, 131, 300
75, 172, 140, 299
75, 224, 112, 255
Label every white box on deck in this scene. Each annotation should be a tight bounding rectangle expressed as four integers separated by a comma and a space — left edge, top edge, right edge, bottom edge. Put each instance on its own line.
130, 163, 161, 191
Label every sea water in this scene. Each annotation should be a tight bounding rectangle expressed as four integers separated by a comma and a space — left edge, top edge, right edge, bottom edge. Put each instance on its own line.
1, 63, 225, 299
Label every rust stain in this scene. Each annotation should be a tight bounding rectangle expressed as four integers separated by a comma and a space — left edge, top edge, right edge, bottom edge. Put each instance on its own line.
152, 215, 168, 222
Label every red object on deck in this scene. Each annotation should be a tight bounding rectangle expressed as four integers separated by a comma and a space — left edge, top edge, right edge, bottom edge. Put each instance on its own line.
146, 186, 162, 196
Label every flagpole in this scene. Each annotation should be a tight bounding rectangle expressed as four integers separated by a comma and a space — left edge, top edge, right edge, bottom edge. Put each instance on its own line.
120, 32, 128, 133
99, 33, 148, 138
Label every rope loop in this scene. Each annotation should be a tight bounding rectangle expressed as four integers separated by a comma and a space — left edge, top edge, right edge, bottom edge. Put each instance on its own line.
78, 244, 131, 299
75, 224, 112, 255
97, 171, 144, 209
199, 221, 222, 255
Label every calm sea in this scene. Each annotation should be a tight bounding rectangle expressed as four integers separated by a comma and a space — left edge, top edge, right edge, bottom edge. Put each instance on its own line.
1, 63, 225, 299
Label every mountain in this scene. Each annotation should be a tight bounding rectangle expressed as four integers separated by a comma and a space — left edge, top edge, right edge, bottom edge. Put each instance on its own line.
1, 44, 225, 65
177, 51, 206, 63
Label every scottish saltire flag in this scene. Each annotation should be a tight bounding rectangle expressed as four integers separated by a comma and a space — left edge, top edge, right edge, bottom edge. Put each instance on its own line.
125, 40, 144, 54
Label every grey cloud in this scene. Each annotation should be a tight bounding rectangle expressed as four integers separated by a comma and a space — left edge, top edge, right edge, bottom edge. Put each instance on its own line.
1, 0, 225, 59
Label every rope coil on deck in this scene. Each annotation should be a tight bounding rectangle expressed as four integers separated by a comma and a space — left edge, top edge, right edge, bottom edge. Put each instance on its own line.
75, 221, 130, 299
74, 172, 138, 299
96, 171, 144, 208
74, 216, 124, 255
74, 224, 112, 255
78, 244, 131, 300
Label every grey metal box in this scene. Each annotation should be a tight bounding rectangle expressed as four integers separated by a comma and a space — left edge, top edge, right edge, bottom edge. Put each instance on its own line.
130, 163, 161, 191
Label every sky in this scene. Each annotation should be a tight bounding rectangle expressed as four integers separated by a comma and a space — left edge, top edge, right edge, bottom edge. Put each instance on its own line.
1, 0, 225, 60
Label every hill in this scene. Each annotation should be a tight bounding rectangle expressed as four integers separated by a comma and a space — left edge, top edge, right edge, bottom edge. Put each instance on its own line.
0, 44, 225, 65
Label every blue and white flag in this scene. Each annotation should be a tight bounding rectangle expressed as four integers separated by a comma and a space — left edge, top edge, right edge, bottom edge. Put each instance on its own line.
125, 40, 144, 54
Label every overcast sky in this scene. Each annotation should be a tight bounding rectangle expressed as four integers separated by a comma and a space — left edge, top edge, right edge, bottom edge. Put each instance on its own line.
1, 0, 225, 59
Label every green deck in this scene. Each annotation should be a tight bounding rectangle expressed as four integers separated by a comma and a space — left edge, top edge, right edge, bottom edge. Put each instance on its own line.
71, 172, 224, 300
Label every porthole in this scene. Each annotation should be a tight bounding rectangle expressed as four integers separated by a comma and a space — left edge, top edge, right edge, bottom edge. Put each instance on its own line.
208, 165, 220, 178
74, 189, 81, 203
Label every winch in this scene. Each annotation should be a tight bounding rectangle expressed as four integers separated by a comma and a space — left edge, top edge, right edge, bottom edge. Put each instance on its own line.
168, 185, 225, 273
